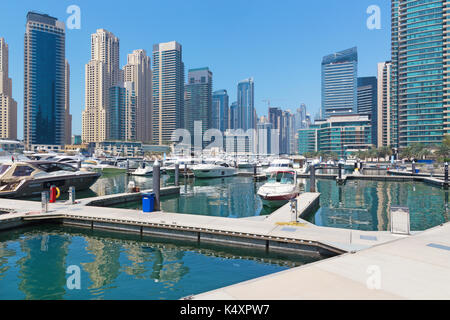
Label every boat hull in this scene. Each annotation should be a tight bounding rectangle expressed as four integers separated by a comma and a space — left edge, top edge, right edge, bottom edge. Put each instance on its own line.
258, 193, 298, 208
193, 168, 236, 179
0, 172, 101, 199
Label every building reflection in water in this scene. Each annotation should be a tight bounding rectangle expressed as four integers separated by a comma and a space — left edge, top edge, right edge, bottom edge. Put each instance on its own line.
17, 232, 70, 299
303, 179, 449, 231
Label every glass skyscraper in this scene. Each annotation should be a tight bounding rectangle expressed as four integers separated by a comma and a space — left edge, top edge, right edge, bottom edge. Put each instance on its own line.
391, 0, 447, 148
211, 89, 229, 132
321, 47, 358, 118
357, 76, 378, 146
237, 78, 255, 130
24, 12, 66, 149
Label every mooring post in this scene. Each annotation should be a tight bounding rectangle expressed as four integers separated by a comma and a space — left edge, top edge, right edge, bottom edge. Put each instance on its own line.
126, 159, 130, 173
77, 160, 81, 170
41, 191, 48, 213
68, 186, 75, 204
175, 162, 180, 187
445, 162, 448, 187
412, 161, 416, 175
310, 165, 316, 192
338, 163, 342, 180
153, 160, 161, 211
184, 163, 188, 178
253, 163, 257, 177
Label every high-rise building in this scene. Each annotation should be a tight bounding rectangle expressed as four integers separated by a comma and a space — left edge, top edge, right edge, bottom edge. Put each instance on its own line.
65, 60, 72, 146
391, 0, 447, 148
237, 78, 255, 130
109, 82, 136, 141
298, 115, 372, 157
152, 41, 184, 145
212, 89, 229, 132
322, 47, 358, 118
0, 38, 17, 140
229, 102, 238, 130
357, 76, 377, 146
82, 29, 120, 143
184, 67, 212, 146
123, 49, 152, 142
377, 61, 391, 148
24, 12, 65, 149
257, 117, 273, 155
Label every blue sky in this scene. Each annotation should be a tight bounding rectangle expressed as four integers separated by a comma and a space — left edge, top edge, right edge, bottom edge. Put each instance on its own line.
0, 0, 391, 138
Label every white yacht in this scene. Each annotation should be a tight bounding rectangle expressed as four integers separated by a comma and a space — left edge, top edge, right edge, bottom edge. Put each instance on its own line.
257, 170, 299, 208
192, 162, 237, 179
131, 164, 153, 176
263, 159, 294, 176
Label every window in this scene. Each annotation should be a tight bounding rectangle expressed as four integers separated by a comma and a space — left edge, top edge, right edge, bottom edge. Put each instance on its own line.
12, 166, 35, 177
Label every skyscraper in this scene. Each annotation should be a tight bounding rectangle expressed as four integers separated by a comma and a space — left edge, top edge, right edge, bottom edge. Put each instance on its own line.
123, 50, 152, 142
24, 12, 65, 149
109, 82, 136, 141
229, 102, 238, 130
212, 89, 229, 132
391, 0, 446, 148
82, 29, 120, 143
237, 78, 255, 130
65, 60, 72, 145
184, 67, 213, 145
377, 61, 391, 148
322, 47, 358, 118
0, 38, 17, 140
357, 76, 377, 146
152, 41, 184, 145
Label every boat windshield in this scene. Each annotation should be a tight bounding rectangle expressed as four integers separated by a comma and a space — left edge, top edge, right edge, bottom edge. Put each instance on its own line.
0, 165, 11, 175
35, 163, 77, 173
268, 172, 295, 184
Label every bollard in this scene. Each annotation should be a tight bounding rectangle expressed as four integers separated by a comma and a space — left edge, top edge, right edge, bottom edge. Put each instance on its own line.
175, 162, 180, 186
68, 186, 75, 204
445, 162, 449, 186
290, 198, 298, 223
153, 160, 161, 211
338, 163, 342, 180
310, 165, 316, 192
41, 191, 48, 213
412, 161, 416, 175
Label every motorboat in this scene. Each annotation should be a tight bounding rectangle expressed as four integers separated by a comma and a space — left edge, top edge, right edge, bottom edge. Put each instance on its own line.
237, 158, 254, 169
0, 161, 101, 199
81, 159, 127, 174
131, 163, 153, 176
257, 170, 299, 208
192, 162, 237, 179
263, 159, 294, 176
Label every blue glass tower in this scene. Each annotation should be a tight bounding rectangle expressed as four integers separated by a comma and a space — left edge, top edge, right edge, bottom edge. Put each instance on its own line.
237, 78, 255, 130
357, 76, 378, 146
24, 12, 65, 149
211, 89, 229, 132
321, 47, 358, 118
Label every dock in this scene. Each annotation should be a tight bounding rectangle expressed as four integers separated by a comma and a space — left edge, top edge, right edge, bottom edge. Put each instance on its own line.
1, 185, 449, 299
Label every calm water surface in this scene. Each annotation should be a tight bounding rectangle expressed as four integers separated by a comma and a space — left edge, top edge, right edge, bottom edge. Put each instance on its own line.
0, 225, 320, 300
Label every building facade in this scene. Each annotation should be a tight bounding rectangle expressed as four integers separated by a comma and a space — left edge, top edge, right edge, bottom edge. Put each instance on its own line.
298, 115, 372, 157
211, 89, 229, 132
0, 38, 17, 140
377, 61, 392, 148
237, 78, 255, 130
229, 102, 238, 130
82, 29, 120, 143
322, 47, 358, 118
24, 12, 66, 149
123, 49, 152, 143
357, 76, 377, 146
391, 0, 447, 148
152, 41, 184, 145
65, 60, 72, 145
184, 67, 213, 146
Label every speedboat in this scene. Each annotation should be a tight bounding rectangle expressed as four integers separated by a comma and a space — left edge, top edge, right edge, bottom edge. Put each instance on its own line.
81, 159, 127, 174
131, 164, 153, 176
257, 170, 299, 208
237, 159, 254, 169
192, 162, 237, 179
0, 161, 101, 198
263, 159, 293, 176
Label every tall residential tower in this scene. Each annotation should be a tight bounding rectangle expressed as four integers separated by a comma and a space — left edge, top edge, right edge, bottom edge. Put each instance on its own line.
0, 38, 17, 140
